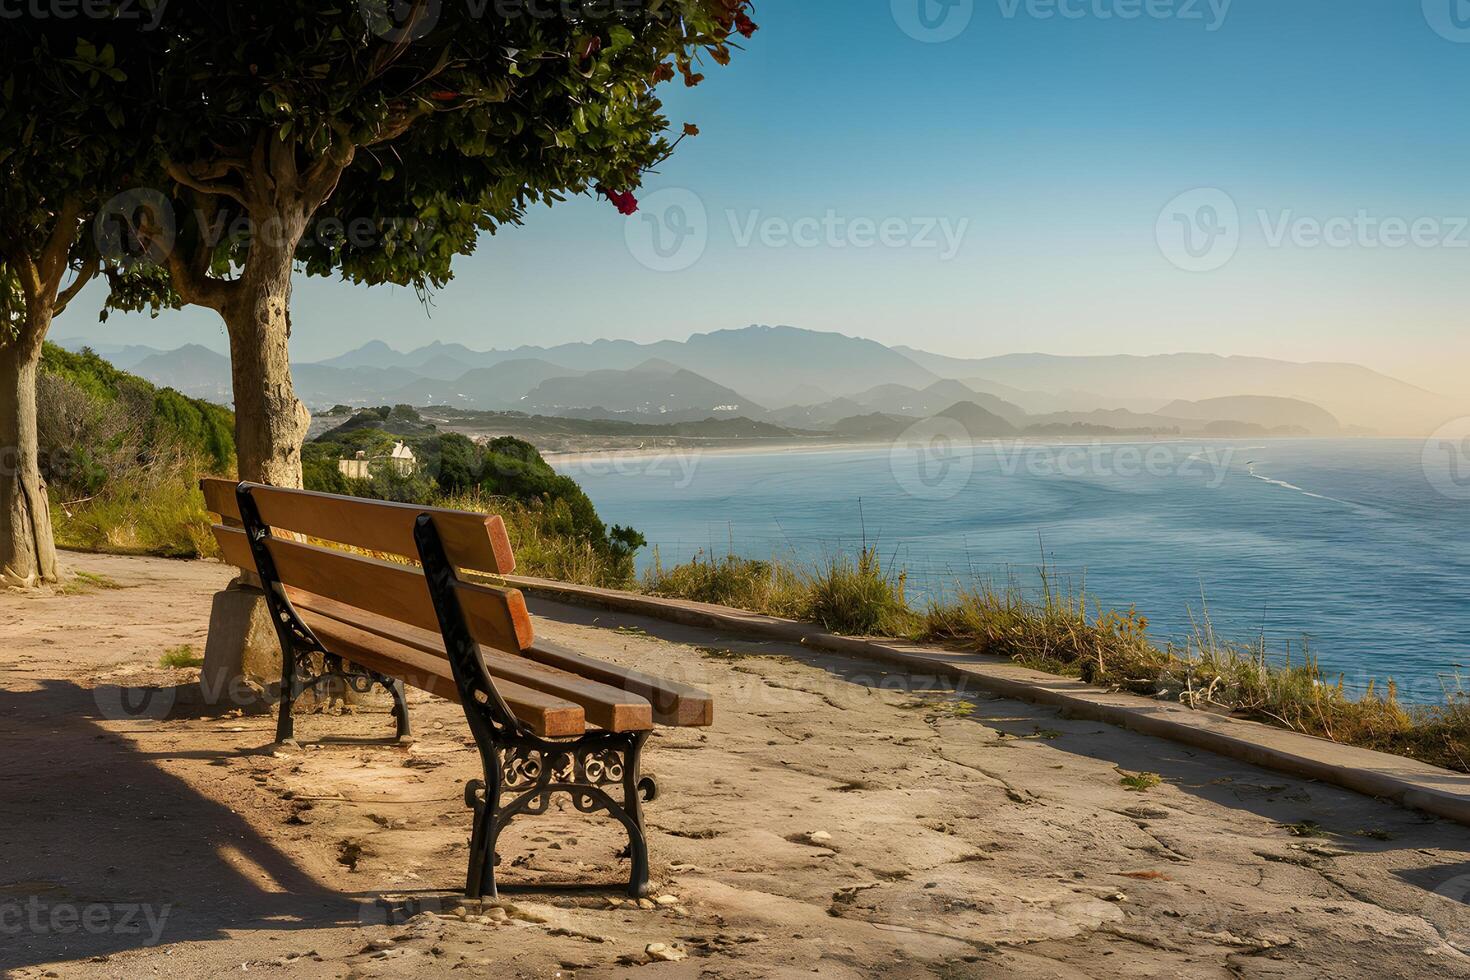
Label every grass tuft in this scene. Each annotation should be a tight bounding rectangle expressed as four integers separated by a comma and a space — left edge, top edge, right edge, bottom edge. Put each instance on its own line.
159, 644, 204, 669
1119, 771, 1163, 792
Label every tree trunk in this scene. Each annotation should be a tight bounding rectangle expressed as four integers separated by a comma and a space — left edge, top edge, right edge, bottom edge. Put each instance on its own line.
0, 329, 59, 587
220, 210, 311, 488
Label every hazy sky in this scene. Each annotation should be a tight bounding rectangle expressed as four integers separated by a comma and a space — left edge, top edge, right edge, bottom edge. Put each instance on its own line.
59, 0, 1470, 394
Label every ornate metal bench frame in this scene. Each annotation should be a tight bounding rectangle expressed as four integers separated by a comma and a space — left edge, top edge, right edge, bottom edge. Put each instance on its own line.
231, 483, 659, 898
237, 486, 411, 744
414, 514, 658, 899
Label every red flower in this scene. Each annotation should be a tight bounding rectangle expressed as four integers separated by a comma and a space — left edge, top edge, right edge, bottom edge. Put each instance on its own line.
734, 11, 758, 37
598, 186, 639, 215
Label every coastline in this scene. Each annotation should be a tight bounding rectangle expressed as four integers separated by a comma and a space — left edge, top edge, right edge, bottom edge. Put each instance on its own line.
541, 433, 1392, 469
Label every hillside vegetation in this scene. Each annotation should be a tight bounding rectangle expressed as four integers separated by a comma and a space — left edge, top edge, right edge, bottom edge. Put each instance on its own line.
39, 344, 234, 557
307, 407, 646, 585
39, 356, 645, 587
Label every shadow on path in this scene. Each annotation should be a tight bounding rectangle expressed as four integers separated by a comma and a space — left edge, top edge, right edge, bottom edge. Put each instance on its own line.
0, 679, 361, 972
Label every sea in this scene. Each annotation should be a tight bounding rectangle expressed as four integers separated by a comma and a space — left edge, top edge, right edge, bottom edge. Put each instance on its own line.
553, 438, 1470, 703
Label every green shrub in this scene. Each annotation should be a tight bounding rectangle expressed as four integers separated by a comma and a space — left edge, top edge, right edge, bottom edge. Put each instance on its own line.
643, 550, 806, 618
800, 548, 919, 637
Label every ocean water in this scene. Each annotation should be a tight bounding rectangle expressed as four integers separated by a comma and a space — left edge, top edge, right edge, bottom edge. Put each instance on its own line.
554, 439, 1470, 702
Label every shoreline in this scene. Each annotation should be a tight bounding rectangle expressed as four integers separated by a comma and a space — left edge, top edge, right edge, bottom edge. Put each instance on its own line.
543, 433, 1404, 469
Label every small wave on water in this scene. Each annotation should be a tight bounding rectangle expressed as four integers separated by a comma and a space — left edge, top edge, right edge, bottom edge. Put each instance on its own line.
1243, 461, 1389, 520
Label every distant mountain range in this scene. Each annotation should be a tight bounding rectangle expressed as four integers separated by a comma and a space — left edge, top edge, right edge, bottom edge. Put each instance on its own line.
56, 324, 1464, 436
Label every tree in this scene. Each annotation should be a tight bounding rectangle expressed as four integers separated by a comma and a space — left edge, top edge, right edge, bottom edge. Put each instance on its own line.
117, 1, 757, 488
0, 24, 149, 586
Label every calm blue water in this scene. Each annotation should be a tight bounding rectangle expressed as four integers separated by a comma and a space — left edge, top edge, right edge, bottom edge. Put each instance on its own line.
554, 439, 1469, 702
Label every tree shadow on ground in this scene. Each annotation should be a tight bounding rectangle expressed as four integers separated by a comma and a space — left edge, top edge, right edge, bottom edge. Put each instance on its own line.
0, 679, 370, 972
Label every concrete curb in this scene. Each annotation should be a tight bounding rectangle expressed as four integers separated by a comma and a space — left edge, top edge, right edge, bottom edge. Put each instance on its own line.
505, 574, 1470, 828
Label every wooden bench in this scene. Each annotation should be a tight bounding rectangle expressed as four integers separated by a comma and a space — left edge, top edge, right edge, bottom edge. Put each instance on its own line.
202, 478, 713, 898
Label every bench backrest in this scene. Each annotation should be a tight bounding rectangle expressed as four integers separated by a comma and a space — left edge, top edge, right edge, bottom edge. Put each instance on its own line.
203, 478, 534, 656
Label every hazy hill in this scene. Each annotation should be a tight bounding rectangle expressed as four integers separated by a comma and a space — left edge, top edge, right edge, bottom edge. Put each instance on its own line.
93, 325, 1460, 435
1159, 396, 1340, 435
768, 397, 866, 429
830, 412, 915, 440
54, 338, 178, 371
521, 361, 764, 421
132, 345, 233, 402
389, 359, 582, 410
322, 325, 937, 405
934, 401, 1020, 438
899, 349, 1452, 434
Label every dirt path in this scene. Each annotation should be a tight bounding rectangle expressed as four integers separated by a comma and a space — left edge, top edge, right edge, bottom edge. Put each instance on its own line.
2, 552, 1468, 978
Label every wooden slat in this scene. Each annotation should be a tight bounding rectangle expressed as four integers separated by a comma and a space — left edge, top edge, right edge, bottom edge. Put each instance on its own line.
298, 591, 705, 729
294, 612, 585, 738
292, 593, 705, 731
298, 597, 653, 733
211, 525, 534, 653
525, 640, 714, 728
201, 477, 243, 523
201, 478, 516, 575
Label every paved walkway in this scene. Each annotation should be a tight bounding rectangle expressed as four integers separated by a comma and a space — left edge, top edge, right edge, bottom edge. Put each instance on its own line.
0, 552, 1466, 978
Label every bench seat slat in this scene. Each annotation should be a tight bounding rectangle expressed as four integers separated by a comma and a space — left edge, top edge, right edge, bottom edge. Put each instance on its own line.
202, 478, 515, 574
294, 611, 585, 738
211, 524, 534, 654
524, 641, 714, 729
296, 594, 654, 733
294, 593, 707, 729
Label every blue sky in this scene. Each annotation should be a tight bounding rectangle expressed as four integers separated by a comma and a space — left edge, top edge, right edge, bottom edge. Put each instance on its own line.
61, 0, 1470, 393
